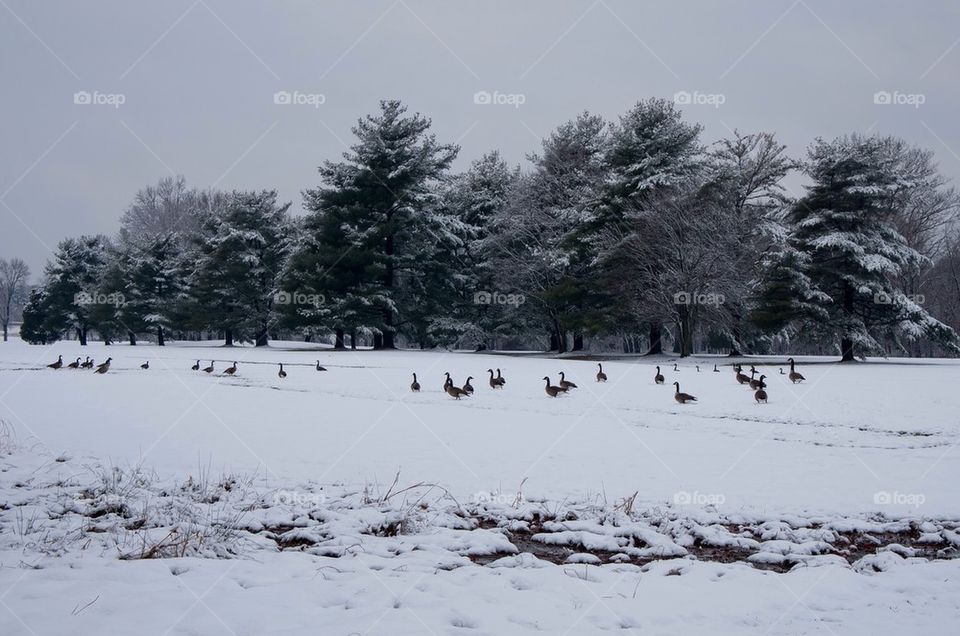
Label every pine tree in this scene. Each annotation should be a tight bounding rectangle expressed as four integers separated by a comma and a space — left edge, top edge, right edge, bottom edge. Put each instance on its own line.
299, 100, 457, 348
762, 134, 958, 360
42, 236, 111, 345
190, 191, 291, 346
19, 288, 51, 345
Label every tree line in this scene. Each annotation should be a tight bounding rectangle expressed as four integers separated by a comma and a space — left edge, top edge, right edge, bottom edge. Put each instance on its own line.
15, 99, 960, 359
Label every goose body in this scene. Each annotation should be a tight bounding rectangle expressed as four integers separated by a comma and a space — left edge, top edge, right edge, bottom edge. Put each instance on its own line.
558, 371, 577, 390
445, 382, 469, 399
463, 376, 474, 395
543, 376, 569, 397
140, 361, 149, 370
487, 369, 503, 389
223, 362, 237, 375
67, 357, 81, 369
48, 355, 63, 369
735, 365, 751, 385
278, 363, 287, 379
192, 360, 200, 371
713, 364, 719, 373
81, 357, 93, 369
202, 361, 214, 374
495, 368, 506, 386
443, 372, 453, 392
673, 363, 679, 372
410, 373, 421, 392
748, 369, 763, 390
94, 358, 112, 374
754, 376, 768, 403
673, 381, 696, 404
787, 358, 805, 384
654, 366, 664, 385
596, 363, 607, 382
316, 360, 327, 371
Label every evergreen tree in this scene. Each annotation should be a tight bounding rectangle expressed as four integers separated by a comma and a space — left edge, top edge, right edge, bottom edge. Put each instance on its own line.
301, 100, 457, 349
19, 288, 51, 345
190, 191, 291, 346
760, 134, 958, 360
43, 235, 111, 345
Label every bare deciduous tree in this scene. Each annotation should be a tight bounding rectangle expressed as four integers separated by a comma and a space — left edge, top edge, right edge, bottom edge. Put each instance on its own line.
0, 258, 31, 341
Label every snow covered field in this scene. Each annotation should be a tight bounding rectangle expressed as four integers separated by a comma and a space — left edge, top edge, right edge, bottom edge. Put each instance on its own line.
1, 339, 959, 634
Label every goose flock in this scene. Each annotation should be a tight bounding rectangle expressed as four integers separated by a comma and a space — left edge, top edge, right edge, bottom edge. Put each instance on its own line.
42, 354, 807, 404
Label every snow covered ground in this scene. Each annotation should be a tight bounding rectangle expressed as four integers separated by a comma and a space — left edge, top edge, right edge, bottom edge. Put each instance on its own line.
1, 339, 959, 634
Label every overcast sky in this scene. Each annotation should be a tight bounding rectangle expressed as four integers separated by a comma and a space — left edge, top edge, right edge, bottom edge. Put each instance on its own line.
2, 0, 958, 276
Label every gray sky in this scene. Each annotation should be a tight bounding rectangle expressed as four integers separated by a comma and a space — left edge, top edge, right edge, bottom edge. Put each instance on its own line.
2, 0, 958, 277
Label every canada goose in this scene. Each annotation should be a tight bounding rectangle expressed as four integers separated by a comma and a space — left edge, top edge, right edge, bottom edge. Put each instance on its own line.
596, 363, 607, 382
410, 373, 421, 392
316, 360, 327, 371
673, 363, 679, 372
278, 363, 287, 379
202, 361, 214, 374
443, 372, 453, 391
223, 362, 237, 375
463, 376, 475, 395
713, 364, 719, 373
754, 376, 768, 404
140, 361, 149, 370
67, 357, 81, 369
94, 358, 112, 374
558, 371, 578, 390
673, 381, 697, 404
495, 368, 506, 386
191, 360, 200, 371
696, 365, 701, 373
445, 382, 469, 399
542, 376, 569, 398
47, 355, 63, 369
735, 364, 751, 385
81, 357, 93, 369
654, 366, 665, 385
787, 358, 805, 384
487, 369, 503, 389
779, 368, 785, 375
748, 369, 763, 390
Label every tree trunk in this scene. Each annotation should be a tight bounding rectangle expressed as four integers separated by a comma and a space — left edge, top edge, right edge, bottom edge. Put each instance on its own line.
255, 331, 268, 347
549, 331, 559, 352
2, 323, 7, 342
572, 333, 584, 351
157, 325, 165, 347
647, 321, 662, 355
334, 328, 346, 350
128, 331, 136, 346
350, 330, 357, 350
840, 337, 855, 362
382, 330, 395, 349
78, 326, 87, 346
373, 333, 383, 350
224, 329, 234, 347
